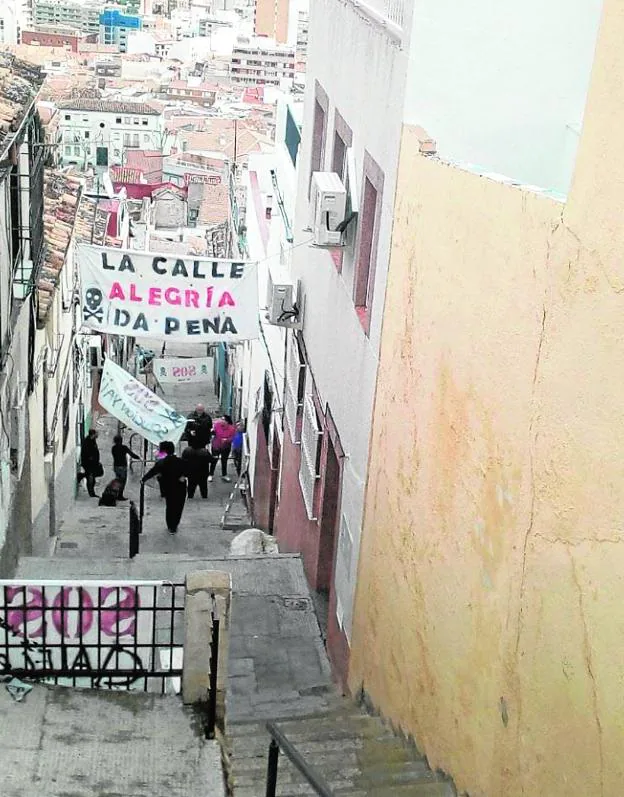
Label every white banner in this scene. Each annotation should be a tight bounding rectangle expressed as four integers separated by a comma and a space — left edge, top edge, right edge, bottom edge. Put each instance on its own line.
99, 358, 187, 445
0, 579, 159, 690
152, 356, 212, 384
77, 243, 259, 342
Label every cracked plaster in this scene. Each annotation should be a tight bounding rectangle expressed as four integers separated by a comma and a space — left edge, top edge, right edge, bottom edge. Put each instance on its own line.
348, 4, 624, 790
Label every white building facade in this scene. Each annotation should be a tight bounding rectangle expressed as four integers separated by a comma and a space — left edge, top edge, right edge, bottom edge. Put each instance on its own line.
267, 0, 413, 684
57, 99, 164, 170
237, 94, 302, 533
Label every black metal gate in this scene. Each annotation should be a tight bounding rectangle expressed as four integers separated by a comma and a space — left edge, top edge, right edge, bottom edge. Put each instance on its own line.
0, 582, 185, 693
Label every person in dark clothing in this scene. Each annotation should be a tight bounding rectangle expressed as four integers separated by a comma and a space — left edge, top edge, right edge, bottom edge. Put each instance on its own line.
111, 435, 140, 500
182, 445, 212, 498
79, 429, 101, 497
141, 441, 187, 534
231, 421, 244, 477
183, 404, 213, 450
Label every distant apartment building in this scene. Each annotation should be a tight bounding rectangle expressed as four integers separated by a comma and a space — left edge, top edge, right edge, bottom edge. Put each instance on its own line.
33, 0, 101, 34
99, 8, 142, 52
161, 80, 217, 106
254, 0, 288, 43
21, 28, 90, 50
231, 37, 295, 86
57, 99, 163, 169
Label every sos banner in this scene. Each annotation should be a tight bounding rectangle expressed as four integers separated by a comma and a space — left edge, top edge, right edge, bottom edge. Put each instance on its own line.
77, 243, 259, 342
152, 356, 212, 384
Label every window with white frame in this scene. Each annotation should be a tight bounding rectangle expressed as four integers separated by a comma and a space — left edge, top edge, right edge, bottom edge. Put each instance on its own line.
298, 395, 322, 520
284, 334, 305, 443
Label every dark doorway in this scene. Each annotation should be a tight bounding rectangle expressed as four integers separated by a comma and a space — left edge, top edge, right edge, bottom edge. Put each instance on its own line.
315, 435, 341, 636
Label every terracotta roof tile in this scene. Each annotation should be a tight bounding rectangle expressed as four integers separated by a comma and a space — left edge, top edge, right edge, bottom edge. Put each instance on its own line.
37, 170, 82, 325
0, 52, 45, 157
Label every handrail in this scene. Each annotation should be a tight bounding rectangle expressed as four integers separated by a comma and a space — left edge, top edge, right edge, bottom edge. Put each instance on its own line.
205, 594, 220, 740
264, 722, 334, 797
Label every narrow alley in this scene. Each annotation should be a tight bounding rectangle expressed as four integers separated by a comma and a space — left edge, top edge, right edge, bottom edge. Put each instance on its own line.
4, 340, 454, 796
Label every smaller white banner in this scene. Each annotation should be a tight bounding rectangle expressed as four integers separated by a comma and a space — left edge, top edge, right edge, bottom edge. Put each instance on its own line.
152, 357, 212, 384
99, 358, 187, 445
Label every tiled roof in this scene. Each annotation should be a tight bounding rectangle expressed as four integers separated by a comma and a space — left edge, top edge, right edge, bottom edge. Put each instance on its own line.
125, 149, 163, 182
0, 52, 45, 157
57, 98, 161, 115
74, 196, 109, 247
37, 170, 82, 325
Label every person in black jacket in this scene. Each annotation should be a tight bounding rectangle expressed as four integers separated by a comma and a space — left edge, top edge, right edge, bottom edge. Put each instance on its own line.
141, 441, 187, 534
181, 445, 211, 499
111, 434, 140, 500
79, 429, 101, 497
183, 404, 213, 450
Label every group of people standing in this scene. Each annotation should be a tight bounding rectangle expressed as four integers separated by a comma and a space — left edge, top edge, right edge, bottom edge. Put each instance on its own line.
79, 404, 244, 535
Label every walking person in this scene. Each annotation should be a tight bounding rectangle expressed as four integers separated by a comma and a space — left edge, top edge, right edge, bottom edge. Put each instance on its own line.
181, 445, 207, 499
209, 414, 237, 483
79, 428, 101, 498
184, 404, 213, 450
111, 434, 140, 500
141, 441, 187, 534
232, 421, 245, 477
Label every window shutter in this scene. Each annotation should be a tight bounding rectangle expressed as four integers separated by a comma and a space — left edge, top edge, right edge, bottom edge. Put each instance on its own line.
298, 396, 322, 520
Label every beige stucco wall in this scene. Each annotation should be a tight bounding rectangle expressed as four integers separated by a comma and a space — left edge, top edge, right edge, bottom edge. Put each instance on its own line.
349, 4, 624, 790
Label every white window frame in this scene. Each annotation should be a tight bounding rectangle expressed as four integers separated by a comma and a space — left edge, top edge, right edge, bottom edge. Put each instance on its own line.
284, 333, 305, 444
298, 395, 322, 520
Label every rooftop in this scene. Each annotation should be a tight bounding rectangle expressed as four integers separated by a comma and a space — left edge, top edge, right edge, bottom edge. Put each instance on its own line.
57, 98, 161, 115
0, 52, 45, 157
125, 148, 163, 182
37, 170, 82, 325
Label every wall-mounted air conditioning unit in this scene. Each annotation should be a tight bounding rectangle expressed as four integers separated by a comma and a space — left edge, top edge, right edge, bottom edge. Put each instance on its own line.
266, 264, 304, 329
309, 171, 347, 247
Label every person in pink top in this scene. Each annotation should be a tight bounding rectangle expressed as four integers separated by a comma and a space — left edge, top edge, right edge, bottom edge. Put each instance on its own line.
209, 414, 237, 483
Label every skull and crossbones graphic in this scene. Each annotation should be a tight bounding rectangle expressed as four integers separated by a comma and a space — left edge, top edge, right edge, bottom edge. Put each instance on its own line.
83, 288, 104, 323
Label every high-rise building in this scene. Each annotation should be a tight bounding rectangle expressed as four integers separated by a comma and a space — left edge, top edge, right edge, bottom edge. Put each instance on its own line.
33, 0, 101, 35
253, 0, 288, 44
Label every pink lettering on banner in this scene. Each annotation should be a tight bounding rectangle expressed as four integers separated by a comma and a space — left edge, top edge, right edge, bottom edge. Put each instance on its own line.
172, 365, 196, 377
164, 287, 181, 305
51, 587, 95, 638
219, 291, 235, 308
5, 586, 46, 639
109, 282, 125, 300
107, 282, 237, 310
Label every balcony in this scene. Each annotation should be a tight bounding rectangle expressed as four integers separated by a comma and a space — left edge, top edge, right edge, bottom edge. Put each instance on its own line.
348, 0, 405, 38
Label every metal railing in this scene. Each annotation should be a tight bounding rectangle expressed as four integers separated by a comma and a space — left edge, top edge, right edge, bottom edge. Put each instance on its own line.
129, 481, 145, 558
265, 722, 334, 797
0, 582, 185, 693
205, 595, 220, 740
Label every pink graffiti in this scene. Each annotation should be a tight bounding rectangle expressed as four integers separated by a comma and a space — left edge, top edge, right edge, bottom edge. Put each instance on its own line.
3, 585, 140, 640
99, 587, 139, 638
51, 587, 95, 638
5, 586, 46, 639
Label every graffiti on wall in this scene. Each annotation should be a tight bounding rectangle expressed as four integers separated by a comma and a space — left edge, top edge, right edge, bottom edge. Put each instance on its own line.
0, 581, 161, 689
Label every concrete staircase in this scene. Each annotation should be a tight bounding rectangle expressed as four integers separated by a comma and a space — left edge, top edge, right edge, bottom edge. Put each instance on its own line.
227, 697, 456, 797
